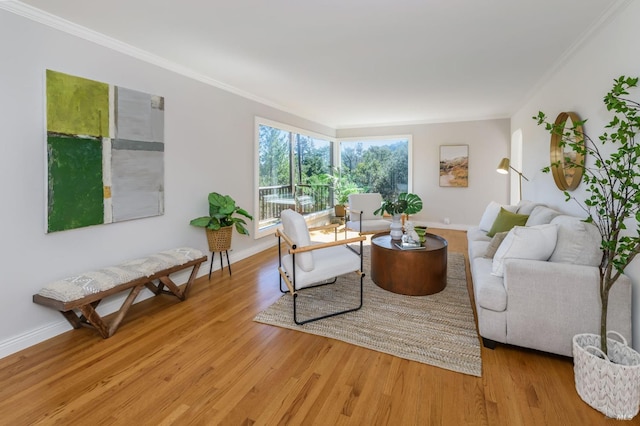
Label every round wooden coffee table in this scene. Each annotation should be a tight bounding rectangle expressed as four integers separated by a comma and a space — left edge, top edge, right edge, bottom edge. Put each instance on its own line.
370, 232, 448, 296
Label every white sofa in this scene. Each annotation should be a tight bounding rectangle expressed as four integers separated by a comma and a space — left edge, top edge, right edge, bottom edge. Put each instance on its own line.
468, 200, 633, 357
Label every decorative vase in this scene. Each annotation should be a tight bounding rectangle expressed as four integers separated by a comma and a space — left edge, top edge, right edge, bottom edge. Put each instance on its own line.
572, 331, 640, 420
390, 214, 403, 240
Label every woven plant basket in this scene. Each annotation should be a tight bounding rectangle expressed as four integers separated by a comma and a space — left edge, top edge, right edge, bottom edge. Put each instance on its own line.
573, 331, 640, 420
206, 226, 233, 252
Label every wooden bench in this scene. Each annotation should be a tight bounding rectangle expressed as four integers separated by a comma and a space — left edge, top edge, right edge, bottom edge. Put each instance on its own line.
33, 247, 207, 338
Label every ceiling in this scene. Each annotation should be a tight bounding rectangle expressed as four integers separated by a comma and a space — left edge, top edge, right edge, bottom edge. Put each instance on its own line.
10, 0, 627, 128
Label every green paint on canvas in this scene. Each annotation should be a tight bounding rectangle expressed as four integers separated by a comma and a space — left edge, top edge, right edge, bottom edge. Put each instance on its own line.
47, 135, 104, 232
46, 70, 110, 137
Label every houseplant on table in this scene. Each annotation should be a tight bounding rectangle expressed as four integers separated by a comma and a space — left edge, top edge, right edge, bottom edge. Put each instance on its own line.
535, 76, 640, 420
373, 192, 423, 239
190, 192, 253, 278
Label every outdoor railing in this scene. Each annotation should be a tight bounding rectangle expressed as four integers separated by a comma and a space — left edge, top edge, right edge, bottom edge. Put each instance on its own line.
258, 184, 332, 229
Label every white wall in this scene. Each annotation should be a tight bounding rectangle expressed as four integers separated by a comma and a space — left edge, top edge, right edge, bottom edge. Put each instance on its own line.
0, 9, 335, 356
510, 1, 640, 350
337, 119, 511, 229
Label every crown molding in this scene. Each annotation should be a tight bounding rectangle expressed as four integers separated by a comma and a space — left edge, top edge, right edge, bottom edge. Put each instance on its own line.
0, 1, 317, 122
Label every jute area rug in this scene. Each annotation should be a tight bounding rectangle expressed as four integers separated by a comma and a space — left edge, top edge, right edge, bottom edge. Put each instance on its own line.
254, 247, 482, 377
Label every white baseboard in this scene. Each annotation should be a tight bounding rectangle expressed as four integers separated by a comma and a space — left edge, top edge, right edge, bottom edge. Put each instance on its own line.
420, 221, 471, 231
0, 239, 278, 360
0, 320, 71, 359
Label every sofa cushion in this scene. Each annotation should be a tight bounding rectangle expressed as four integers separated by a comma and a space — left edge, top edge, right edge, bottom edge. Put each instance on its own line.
491, 224, 558, 277
516, 200, 545, 215
469, 240, 491, 259
467, 226, 491, 243
484, 231, 509, 259
526, 206, 562, 226
472, 257, 507, 312
549, 215, 603, 266
280, 209, 314, 271
479, 201, 518, 232
487, 208, 529, 237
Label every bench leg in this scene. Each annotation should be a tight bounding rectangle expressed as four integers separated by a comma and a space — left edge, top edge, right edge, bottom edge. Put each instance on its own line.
146, 262, 203, 301
77, 284, 145, 338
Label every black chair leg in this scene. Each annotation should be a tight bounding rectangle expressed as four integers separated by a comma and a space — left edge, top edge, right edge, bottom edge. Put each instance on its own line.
208, 252, 215, 280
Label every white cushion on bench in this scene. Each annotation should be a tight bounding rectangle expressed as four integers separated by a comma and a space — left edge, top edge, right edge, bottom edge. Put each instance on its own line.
38, 247, 204, 302
122, 247, 205, 277
37, 265, 145, 302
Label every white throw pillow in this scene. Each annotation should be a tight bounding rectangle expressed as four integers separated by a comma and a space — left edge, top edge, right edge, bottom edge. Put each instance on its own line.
516, 200, 545, 215
549, 215, 603, 266
526, 206, 561, 226
479, 201, 518, 232
280, 209, 314, 272
491, 224, 558, 277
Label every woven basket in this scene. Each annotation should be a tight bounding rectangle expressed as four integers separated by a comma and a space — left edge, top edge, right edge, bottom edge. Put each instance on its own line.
206, 226, 233, 252
573, 331, 640, 420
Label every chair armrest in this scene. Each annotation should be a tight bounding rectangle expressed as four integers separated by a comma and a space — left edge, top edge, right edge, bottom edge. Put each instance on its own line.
308, 223, 339, 232
345, 208, 362, 221
289, 235, 366, 254
275, 229, 295, 248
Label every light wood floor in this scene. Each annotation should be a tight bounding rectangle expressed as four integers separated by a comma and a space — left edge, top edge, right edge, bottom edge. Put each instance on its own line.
1, 229, 620, 425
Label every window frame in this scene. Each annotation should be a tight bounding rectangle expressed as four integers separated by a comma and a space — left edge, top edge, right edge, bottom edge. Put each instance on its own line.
254, 117, 336, 238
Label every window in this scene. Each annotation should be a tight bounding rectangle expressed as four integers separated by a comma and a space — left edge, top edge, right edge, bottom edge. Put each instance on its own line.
338, 136, 412, 199
255, 118, 334, 236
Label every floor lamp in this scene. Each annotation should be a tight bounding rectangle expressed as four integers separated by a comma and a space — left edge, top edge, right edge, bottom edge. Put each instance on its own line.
496, 157, 529, 201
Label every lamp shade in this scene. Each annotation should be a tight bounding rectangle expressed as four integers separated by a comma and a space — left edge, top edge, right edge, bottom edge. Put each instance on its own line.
496, 158, 510, 174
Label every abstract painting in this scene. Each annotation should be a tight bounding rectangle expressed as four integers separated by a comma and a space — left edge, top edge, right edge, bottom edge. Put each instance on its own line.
439, 145, 468, 187
46, 70, 164, 232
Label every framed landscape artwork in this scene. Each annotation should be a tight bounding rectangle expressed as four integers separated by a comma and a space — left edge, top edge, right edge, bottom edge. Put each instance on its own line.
439, 145, 468, 187
45, 70, 165, 233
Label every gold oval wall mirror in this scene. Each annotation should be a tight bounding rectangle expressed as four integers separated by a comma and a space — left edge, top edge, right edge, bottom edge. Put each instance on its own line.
550, 111, 584, 191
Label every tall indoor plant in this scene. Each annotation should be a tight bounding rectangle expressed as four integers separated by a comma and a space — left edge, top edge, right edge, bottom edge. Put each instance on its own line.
535, 76, 640, 355
535, 76, 640, 419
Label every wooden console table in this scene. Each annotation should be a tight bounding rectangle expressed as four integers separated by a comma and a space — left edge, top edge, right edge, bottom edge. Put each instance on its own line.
370, 232, 448, 296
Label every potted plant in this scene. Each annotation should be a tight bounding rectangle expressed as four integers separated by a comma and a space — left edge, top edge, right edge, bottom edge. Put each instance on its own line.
190, 192, 253, 253
334, 178, 360, 218
325, 169, 360, 217
535, 75, 640, 420
374, 192, 423, 239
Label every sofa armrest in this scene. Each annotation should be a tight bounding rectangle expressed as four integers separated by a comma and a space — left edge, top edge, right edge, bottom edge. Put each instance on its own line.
502, 259, 632, 356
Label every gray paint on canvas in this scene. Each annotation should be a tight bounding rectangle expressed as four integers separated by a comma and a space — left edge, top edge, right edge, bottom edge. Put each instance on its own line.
112, 139, 164, 152
115, 87, 164, 143
111, 146, 164, 222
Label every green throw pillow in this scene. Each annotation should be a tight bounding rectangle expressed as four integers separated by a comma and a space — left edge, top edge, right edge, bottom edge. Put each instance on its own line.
487, 207, 529, 237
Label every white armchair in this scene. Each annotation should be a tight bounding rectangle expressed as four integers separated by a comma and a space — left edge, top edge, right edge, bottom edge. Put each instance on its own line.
344, 193, 391, 236
277, 209, 366, 325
